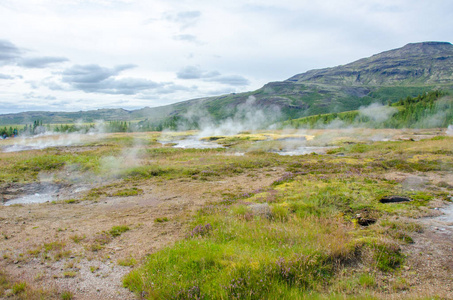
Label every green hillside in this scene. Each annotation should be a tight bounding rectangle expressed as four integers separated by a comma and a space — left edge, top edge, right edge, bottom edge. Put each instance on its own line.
282, 90, 453, 129
1, 42, 453, 129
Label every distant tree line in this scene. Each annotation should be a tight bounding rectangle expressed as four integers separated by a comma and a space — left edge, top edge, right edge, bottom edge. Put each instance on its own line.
0, 126, 19, 138
286, 90, 452, 129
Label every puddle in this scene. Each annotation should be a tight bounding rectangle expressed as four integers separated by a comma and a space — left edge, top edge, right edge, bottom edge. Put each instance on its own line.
436, 204, 453, 225
421, 202, 453, 233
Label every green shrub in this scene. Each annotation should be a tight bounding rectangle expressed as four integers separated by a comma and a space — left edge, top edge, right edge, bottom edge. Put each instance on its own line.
109, 226, 130, 237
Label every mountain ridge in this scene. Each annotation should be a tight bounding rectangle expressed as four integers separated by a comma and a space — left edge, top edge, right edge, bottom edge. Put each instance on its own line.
286, 41, 453, 86
1, 41, 452, 126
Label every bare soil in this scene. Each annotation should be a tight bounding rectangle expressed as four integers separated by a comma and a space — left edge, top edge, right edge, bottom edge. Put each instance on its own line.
375, 171, 453, 298
0, 169, 285, 299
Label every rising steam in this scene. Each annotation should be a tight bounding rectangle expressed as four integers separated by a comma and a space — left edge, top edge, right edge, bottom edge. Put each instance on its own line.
358, 102, 397, 123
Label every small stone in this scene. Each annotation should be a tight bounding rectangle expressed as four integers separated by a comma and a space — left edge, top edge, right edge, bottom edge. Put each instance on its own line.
403, 266, 410, 271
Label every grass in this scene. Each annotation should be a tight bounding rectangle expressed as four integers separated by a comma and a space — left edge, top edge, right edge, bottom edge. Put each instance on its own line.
70, 234, 86, 243
0, 270, 55, 299
154, 217, 169, 223
121, 132, 451, 299
90, 266, 100, 273
124, 171, 414, 298
111, 187, 144, 197
27, 240, 69, 261
109, 225, 130, 237
88, 233, 112, 252
63, 271, 77, 278
1, 129, 452, 299
118, 256, 137, 267
12, 282, 27, 294
61, 290, 74, 300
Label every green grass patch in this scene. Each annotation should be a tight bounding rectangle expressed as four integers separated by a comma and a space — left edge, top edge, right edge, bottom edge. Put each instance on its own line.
111, 187, 144, 197
109, 225, 130, 237
118, 256, 137, 267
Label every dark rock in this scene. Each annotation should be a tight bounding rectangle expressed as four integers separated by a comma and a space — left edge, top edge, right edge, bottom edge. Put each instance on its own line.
379, 196, 412, 203
357, 218, 377, 226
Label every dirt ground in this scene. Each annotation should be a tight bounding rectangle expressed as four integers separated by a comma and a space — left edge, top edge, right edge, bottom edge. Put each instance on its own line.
374, 171, 453, 299
0, 129, 452, 299
2, 171, 452, 299
0, 169, 285, 299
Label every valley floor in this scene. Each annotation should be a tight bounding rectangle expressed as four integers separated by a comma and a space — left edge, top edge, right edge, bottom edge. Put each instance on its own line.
0, 129, 452, 299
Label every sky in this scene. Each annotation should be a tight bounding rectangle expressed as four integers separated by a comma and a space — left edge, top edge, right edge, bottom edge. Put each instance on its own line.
0, 0, 452, 114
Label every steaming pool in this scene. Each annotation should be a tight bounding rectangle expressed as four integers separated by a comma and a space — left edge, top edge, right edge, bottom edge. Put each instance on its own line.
1, 133, 95, 153
160, 136, 337, 156
2, 183, 90, 206
271, 146, 335, 156
171, 138, 224, 149
4, 192, 56, 206
2, 183, 60, 206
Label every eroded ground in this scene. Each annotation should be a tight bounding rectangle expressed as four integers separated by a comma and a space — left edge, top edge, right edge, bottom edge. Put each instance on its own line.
0, 169, 284, 299
0, 129, 452, 299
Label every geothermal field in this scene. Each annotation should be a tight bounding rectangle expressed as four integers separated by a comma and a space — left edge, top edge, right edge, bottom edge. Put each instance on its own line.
0, 128, 452, 299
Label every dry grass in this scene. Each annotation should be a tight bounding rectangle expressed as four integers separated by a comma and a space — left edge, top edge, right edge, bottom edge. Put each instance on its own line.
0, 129, 452, 299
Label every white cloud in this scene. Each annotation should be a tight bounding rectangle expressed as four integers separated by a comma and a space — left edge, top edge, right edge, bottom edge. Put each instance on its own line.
0, 0, 451, 113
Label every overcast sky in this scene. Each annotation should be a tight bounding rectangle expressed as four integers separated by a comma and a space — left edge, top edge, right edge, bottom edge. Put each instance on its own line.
0, 0, 452, 114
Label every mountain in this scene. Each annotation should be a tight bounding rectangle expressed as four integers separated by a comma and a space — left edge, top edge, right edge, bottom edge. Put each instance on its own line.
287, 41, 453, 85
1, 42, 453, 127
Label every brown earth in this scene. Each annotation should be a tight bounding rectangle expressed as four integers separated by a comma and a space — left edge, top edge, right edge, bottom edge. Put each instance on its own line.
1, 129, 452, 299
2, 170, 452, 299
373, 171, 453, 298
0, 169, 285, 299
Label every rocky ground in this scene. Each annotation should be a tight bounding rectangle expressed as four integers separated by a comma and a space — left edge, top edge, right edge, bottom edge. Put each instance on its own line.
0, 129, 452, 299
0, 169, 284, 299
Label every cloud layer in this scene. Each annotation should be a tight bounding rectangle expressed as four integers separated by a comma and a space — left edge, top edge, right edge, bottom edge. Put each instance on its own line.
0, 0, 452, 113
177, 66, 249, 86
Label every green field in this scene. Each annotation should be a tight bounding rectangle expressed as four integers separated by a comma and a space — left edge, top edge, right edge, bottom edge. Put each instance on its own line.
0, 129, 452, 299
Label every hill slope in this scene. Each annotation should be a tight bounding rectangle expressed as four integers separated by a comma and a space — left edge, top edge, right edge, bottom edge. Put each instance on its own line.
282, 90, 453, 129
1, 42, 452, 127
287, 41, 453, 86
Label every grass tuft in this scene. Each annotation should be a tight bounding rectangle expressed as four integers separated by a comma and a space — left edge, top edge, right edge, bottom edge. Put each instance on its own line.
109, 225, 130, 237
